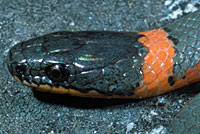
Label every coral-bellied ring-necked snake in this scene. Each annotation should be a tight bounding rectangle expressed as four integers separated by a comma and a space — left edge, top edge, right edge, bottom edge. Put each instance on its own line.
7, 9, 200, 134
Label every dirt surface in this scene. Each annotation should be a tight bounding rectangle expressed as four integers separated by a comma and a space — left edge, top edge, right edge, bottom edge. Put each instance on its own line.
1, 0, 200, 133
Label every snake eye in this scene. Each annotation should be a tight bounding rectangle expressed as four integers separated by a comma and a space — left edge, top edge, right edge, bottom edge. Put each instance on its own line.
51, 66, 62, 80
46, 64, 69, 82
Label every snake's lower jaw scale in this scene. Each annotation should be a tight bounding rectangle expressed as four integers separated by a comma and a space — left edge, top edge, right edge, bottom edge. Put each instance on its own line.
13, 75, 23, 84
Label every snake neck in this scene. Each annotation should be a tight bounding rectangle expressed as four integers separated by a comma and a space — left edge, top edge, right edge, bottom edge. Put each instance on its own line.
163, 9, 200, 79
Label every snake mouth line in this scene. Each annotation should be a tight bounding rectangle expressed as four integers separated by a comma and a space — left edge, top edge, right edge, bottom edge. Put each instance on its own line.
12, 75, 137, 99
13, 75, 67, 93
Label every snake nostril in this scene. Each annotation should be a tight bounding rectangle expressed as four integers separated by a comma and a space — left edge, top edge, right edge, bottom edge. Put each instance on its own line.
15, 64, 26, 75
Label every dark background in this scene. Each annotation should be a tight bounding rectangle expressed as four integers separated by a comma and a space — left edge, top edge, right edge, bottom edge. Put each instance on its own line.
1, 0, 200, 133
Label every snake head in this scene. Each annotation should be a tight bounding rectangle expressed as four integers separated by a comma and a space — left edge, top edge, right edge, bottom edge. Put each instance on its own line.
7, 31, 147, 98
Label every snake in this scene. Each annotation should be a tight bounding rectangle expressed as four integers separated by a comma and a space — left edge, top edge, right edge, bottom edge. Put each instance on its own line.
7, 9, 200, 133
